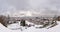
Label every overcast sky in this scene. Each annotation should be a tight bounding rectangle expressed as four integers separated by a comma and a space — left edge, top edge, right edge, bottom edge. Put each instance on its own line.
0, 0, 60, 16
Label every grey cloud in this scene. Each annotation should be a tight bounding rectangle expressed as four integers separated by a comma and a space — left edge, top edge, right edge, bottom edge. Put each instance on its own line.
0, 0, 60, 16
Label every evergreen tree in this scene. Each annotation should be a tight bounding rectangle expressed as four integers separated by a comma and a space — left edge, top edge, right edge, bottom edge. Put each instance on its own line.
20, 19, 26, 26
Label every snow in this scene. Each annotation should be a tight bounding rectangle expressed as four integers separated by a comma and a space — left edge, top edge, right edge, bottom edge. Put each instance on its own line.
26, 20, 34, 25
0, 23, 21, 32
7, 23, 20, 30
0, 21, 60, 32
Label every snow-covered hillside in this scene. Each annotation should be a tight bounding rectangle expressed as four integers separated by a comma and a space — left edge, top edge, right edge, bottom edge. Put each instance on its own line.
0, 21, 60, 32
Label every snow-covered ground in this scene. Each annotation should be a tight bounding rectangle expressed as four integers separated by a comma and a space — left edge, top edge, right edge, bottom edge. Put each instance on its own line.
0, 21, 60, 32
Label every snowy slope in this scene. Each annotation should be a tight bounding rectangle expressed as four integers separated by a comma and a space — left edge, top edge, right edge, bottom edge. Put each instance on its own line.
0, 23, 22, 32
0, 21, 60, 32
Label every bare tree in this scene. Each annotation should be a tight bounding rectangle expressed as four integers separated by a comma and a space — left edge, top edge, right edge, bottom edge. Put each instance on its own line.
0, 15, 8, 27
